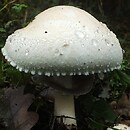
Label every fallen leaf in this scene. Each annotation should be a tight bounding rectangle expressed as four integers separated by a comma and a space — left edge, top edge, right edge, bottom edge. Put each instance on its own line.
0, 86, 39, 130
110, 93, 130, 126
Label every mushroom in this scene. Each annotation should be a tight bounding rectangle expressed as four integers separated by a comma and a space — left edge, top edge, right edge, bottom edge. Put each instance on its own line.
1, 6, 123, 129
107, 124, 129, 130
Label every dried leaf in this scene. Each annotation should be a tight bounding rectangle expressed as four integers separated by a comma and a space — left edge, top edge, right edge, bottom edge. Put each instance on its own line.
110, 93, 130, 126
0, 86, 39, 130
118, 93, 130, 107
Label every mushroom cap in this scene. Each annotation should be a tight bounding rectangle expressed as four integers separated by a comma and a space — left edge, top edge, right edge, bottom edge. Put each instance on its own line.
107, 124, 129, 130
1, 6, 123, 76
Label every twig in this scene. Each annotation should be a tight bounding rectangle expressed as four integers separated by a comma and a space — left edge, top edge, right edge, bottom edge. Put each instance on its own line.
50, 116, 56, 130
23, 10, 28, 25
88, 117, 105, 126
56, 115, 77, 120
0, 0, 17, 12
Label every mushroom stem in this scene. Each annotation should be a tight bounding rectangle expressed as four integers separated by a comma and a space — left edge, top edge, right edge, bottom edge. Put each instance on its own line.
54, 92, 76, 129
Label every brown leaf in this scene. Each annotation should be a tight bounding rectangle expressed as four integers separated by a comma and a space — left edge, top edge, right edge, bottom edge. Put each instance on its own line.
111, 93, 130, 114
110, 93, 130, 126
118, 93, 130, 108
3, 86, 39, 130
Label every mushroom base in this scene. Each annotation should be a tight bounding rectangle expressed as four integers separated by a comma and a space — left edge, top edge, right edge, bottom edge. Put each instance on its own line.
54, 120, 77, 130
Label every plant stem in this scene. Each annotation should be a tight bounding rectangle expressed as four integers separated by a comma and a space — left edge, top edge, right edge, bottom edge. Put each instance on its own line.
0, 0, 16, 12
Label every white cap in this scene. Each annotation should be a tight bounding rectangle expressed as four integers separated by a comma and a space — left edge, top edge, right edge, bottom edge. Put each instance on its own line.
107, 124, 129, 130
1, 6, 123, 76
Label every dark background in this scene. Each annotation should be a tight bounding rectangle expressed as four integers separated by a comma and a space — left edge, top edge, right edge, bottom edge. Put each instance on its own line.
0, 0, 130, 130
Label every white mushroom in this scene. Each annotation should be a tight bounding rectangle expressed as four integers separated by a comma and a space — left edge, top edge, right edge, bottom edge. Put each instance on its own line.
1, 6, 123, 129
107, 124, 129, 130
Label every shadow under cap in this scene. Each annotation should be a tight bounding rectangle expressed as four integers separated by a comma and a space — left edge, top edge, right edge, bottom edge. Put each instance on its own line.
33, 75, 95, 96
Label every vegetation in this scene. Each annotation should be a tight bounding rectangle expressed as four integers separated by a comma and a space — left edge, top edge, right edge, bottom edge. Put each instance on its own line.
0, 0, 130, 130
